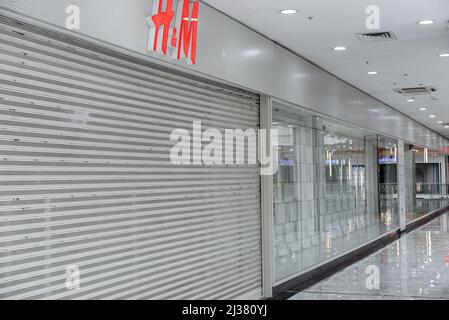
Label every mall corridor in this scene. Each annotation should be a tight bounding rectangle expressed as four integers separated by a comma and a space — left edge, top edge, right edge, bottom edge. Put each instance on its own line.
1, 0, 449, 305
291, 213, 449, 300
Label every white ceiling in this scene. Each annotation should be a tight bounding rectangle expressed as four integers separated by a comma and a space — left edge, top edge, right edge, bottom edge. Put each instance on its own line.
202, 0, 449, 138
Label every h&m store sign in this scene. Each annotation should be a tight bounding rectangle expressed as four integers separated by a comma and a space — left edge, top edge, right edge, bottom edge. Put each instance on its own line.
146, 0, 199, 65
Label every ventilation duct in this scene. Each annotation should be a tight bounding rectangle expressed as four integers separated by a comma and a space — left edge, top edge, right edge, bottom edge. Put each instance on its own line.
356, 31, 397, 43
394, 86, 438, 95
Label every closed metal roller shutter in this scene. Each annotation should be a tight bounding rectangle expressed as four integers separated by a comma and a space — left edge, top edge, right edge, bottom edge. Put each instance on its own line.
0, 18, 261, 300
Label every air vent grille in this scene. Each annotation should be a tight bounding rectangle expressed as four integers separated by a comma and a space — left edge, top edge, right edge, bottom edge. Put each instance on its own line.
357, 31, 397, 43
394, 86, 438, 95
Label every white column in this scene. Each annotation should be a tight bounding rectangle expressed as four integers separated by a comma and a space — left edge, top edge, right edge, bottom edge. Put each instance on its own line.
397, 140, 407, 231
260, 95, 274, 298
404, 147, 416, 214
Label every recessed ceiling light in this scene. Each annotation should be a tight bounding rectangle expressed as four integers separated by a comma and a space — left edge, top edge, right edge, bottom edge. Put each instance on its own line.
438, 53, 449, 57
417, 20, 435, 25
407, 98, 416, 103
437, 121, 444, 124
367, 71, 378, 75
429, 114, 437, 118
445, 125, 449, 128
333, 46, 347, 51
280, 9, 297, 15
419, 107, 427, 111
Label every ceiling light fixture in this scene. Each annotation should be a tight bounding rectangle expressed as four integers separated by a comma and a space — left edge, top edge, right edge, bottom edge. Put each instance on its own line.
367, 71, 378, 75
407, 98, 416, 103
280, 9, 297, 15
445, 125, 449, 129
437, 121, 444, 124
417, 20, 435, 25
419, 107, 427, 111
333, 46, 347, 51
429, 114, 437, 118
438, 53, 449, 57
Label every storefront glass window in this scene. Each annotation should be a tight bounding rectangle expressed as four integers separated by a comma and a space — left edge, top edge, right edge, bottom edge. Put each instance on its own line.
378, 137, 399, 227
272, 102, 399, 283
407, 146, 449, 222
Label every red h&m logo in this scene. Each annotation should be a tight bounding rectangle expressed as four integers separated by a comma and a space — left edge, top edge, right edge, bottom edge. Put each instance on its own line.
146, 0, 199, 65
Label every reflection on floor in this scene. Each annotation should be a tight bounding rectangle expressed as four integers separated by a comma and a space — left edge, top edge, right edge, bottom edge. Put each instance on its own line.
290, 213, 449, 300
406, 199, 449, 223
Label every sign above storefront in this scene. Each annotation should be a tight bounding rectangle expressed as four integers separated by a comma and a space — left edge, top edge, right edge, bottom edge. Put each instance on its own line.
146, 0, 199, 65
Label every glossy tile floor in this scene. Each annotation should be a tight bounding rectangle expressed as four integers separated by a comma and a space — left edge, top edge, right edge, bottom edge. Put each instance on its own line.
290, 213, 449, 300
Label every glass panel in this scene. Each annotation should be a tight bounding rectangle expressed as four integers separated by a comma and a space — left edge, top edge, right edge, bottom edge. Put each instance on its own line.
407, 147, 449, 222
378, 137, 399, 227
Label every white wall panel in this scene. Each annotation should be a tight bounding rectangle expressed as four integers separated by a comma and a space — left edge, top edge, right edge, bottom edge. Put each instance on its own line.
0, 1, 448, 150
223, 18, 276, 95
